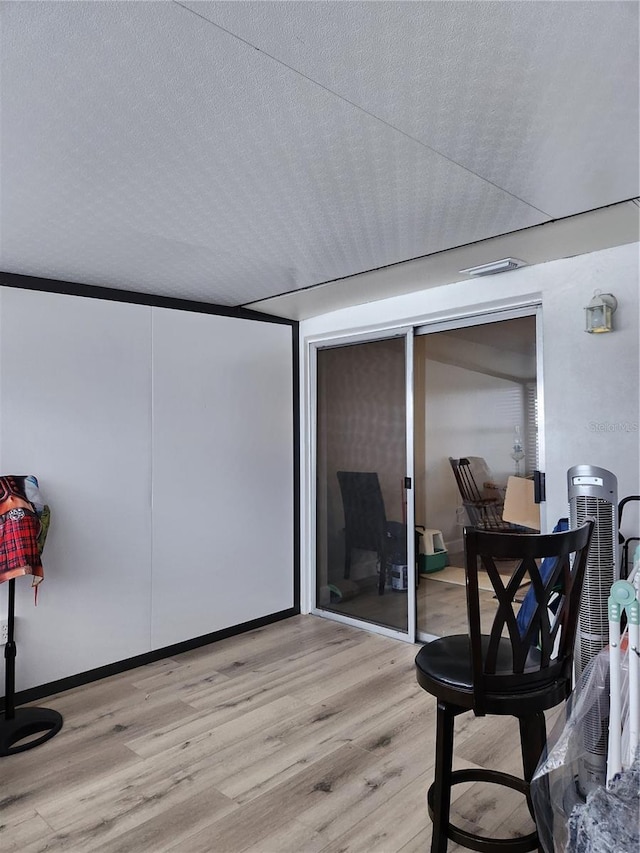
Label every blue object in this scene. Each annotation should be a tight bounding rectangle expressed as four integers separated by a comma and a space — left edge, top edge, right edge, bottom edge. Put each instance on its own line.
517, 518, 569, 637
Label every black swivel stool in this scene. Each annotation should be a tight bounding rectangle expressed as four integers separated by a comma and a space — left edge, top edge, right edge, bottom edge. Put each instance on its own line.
415, 520, 594, 853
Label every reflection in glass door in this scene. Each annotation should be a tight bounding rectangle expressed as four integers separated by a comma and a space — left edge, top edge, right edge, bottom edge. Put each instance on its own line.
413, 311, 541, 641
314, 334, 414, 636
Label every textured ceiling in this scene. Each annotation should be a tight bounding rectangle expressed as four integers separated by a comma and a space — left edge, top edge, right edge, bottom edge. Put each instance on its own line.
1, 1, 638, 310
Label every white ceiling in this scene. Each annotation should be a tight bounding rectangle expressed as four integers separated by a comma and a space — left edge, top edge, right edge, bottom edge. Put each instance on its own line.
1, 1, 638, 316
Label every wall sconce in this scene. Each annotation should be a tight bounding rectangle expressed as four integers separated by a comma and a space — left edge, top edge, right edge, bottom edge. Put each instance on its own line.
585, 290, 617, 333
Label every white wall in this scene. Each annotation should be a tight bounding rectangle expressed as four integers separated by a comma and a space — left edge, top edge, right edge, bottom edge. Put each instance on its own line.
0, 290, 153, 686
0, 288, 294, 692
300, 243, 640, 611
151, 308, 294, 648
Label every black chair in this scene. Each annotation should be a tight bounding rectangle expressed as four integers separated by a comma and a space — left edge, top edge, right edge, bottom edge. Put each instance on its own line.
337, 471, 406, 595
449, 456, 515, 531
415, 519, 595, 853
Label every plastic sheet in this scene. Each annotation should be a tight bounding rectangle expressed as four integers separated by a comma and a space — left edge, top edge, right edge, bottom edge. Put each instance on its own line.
566, 753, 639, 853
531, 647, 639, 852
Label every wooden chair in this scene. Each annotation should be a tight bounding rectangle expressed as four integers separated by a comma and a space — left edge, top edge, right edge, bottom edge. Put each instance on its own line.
449, 456, 513, 530
415, 519, 595, 852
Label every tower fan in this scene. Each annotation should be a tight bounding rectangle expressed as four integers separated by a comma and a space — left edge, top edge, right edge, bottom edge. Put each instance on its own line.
569, 465, 619, 675
568, 464, 619, 793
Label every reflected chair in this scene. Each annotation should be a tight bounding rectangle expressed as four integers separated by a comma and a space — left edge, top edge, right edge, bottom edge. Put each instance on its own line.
337, 471, 406, 595
449, 456, 514, 530
415, 519, 595, 853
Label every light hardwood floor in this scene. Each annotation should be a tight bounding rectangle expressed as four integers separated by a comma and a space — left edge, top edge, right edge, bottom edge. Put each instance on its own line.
1, 615, 535, 853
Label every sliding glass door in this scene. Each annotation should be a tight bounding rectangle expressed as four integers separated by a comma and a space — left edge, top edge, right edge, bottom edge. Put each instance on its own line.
413, 307, 543, 642
312, 331, 415, 640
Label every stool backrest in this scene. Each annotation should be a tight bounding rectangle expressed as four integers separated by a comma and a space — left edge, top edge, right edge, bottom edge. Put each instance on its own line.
464, 519, 594, 715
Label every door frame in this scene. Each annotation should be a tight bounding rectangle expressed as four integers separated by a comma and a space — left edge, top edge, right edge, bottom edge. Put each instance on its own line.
308, 327, 416, 643
413, 302, 545, 642
303, 299, 544, 645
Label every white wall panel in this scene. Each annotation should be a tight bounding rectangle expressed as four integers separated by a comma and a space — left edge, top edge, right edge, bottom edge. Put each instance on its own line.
0, 288, 152, 690
151, 309, 294, 648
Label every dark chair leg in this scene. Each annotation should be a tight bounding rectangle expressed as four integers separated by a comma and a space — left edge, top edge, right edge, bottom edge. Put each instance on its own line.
344, 540, 351, 579
431, 701, 455, 853
519, 713, 548, 853
519, 712, 546, 784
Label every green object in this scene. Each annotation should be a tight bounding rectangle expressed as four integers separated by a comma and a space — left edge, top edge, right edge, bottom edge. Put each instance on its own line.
610, 579, 636, 605
608, 579, 638, 622
419, 549, 448, 574
37, 505, 51, 554
328, 580, 359, 602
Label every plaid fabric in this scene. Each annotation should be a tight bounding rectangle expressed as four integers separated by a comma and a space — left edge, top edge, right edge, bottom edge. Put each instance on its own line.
0, 475, 44, 587
0, 507, 43, 584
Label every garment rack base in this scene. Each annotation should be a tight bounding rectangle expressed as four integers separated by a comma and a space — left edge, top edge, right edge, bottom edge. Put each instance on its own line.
0, 706, 63, 756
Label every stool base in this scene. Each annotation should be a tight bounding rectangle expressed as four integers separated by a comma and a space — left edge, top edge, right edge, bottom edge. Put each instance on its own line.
427, 768, 539, 853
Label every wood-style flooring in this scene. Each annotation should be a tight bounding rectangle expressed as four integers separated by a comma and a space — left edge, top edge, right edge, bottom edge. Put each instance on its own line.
1, 615, 536, 852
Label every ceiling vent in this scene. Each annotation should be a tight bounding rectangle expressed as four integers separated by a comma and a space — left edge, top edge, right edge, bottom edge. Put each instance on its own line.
459, 258, 527, 277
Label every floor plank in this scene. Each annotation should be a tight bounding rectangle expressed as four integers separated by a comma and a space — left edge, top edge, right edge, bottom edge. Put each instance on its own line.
0, 808, 55, 853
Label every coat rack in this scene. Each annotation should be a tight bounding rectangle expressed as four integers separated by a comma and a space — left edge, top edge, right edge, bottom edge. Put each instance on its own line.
0, 475, 63, 756
0, 578, 63, 755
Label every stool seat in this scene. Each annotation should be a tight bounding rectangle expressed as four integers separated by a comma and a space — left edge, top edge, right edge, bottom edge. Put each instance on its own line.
415, 520, 594, 853
416, 636, 569, 715
416, 636, 475, 698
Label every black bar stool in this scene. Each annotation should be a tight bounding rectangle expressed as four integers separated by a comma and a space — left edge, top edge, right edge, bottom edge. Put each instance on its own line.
415, 520, 594, 852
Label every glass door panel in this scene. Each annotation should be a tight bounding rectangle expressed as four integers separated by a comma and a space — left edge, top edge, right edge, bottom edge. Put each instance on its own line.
315, 335, 412, 634
413, 311, 541, 641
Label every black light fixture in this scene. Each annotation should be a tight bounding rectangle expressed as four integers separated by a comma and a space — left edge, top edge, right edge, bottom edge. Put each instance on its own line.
585, 290, 618, 334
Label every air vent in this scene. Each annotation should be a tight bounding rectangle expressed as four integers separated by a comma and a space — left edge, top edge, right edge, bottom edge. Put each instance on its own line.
459, 258, 527, 277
